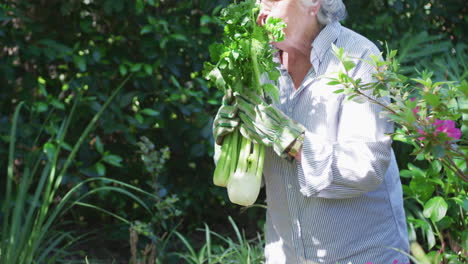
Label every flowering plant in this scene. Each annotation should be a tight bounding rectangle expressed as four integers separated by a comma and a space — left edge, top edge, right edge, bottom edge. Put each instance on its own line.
329, 44, 466, 181
329, 45, 467, 263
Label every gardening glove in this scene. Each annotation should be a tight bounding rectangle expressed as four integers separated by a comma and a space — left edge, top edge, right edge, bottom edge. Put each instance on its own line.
235, 90, 306, 158
213, 90, 240, 145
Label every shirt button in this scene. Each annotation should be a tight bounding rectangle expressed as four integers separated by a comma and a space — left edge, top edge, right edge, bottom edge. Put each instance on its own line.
287, 184, 292, 189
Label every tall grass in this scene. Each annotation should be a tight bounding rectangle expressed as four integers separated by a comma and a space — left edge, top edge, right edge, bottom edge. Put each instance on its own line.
0, 75, 159, 263
171, 216, 265, 264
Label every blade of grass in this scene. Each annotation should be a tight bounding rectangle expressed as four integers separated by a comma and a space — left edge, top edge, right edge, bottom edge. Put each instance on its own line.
38, 97, 79, 225
228, 216, 244, 247
204, 224, 211, 264
73, 202, 130, 224
174, 231, 197, 260
54, 74, 133, 193
49, 177, 158, 223
27, 74, 132, 259
1, 101, 24, 264
36, 231, 73, 263
25, 114, 78, 263
22, 99, 79, 264
10, 112, 73, 261
35, 184, 147, 255
16, 162, 52, 259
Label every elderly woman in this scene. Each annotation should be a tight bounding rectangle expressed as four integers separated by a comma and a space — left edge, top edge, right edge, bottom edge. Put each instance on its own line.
213, 0, 410, 263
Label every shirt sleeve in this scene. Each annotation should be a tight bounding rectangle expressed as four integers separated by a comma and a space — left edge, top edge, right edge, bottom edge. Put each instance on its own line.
296, 48, 394, 199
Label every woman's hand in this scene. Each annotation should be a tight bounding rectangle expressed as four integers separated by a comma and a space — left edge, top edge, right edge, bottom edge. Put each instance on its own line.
213, 91, 240, 145
235, 90, 305, 158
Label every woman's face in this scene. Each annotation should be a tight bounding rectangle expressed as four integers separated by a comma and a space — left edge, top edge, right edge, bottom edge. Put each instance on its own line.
258, 0, 318, 51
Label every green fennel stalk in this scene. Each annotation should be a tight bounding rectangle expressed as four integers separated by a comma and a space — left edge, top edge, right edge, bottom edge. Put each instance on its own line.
204, 0, 285, 206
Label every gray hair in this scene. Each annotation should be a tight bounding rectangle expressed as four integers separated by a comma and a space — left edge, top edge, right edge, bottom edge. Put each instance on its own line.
301, 0, 347, 25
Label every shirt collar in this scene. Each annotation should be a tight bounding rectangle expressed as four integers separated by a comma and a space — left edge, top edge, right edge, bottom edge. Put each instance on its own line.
310, 21, 342, 66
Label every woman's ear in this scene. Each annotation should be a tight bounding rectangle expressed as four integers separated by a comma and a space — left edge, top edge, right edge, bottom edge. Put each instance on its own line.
307, 1, 321, 17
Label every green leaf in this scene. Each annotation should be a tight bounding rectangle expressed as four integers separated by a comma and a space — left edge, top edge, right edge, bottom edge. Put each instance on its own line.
38, 76, 46, 85
423, 93, 441, 108
399, 169, 413, 178
333, 89, 344, 94
342, 60, 356, 72
408, 218, 430, 231
411, 78, 430, 88
43, 142, 56, 162
331, 44, 344, 60
423, 196, 448, 222
34, 102, 49, 113
407, 163, 426, 177
130, 63, 142, 72
144, 64, 152, 75
135, 113, 144, 124
119, 65, 127, 76
73, 55, 86, 72
140, 25, 153, 35
60, 141, 73, 152
264, 16, 286, 42
95, 136, 104, 154
437, 216, 454, 229
451, 197, 468, 211
262, 83, 279, 104
393, 133, 412, 144
135, 0, 144, 14
205, 67, 226, 90
102, 154, 123, 167
327, 80, 341, 86
141, 108, 160, 117
50, 98, 65, 110
432, 144, 445, 158
409, 178, 434, 202
95, 162, 106, 176
170, 34, 188, 42
426, 225, 436, 249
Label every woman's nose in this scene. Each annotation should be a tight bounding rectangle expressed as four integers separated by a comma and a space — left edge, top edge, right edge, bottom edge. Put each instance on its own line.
257, 10, 269, 27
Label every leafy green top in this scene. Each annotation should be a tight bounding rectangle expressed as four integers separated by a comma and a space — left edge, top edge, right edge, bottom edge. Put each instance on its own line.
203, 0, 285, 103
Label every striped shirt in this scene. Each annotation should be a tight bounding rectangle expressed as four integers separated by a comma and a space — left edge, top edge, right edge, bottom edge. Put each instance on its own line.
261, 22, 410, 263
213, 21, 410, 264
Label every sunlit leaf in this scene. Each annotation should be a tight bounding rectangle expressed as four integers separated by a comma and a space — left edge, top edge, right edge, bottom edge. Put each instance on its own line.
423, 196, 448, 222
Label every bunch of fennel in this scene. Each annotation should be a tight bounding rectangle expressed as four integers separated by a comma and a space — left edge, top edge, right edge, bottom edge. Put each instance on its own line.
203, 0, 285, 206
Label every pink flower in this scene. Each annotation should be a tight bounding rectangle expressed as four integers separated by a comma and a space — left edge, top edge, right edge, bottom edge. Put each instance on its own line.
434, 119, 461, 140
417, 128, 430, 141
417, 119, 462, 141
410, 97, 419, 115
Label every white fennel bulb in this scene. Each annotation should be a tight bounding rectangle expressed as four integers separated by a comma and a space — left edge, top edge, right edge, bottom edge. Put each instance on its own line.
227, 170, 261, 206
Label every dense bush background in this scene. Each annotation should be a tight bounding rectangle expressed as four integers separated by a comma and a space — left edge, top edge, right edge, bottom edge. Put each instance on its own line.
1, 0, 466, 262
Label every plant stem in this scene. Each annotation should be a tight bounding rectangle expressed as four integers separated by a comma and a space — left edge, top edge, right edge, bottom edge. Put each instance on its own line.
440, 157, 468, 182
432, 220, 445, 264
355, 89, 398, 115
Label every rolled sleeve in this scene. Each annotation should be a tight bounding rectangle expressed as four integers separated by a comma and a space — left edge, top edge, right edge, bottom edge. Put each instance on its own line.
296, 48, 394, 198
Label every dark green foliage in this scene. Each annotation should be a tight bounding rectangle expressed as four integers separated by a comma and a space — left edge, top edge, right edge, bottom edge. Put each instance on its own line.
345, 0, 467, 45
0, 0, 238, 260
